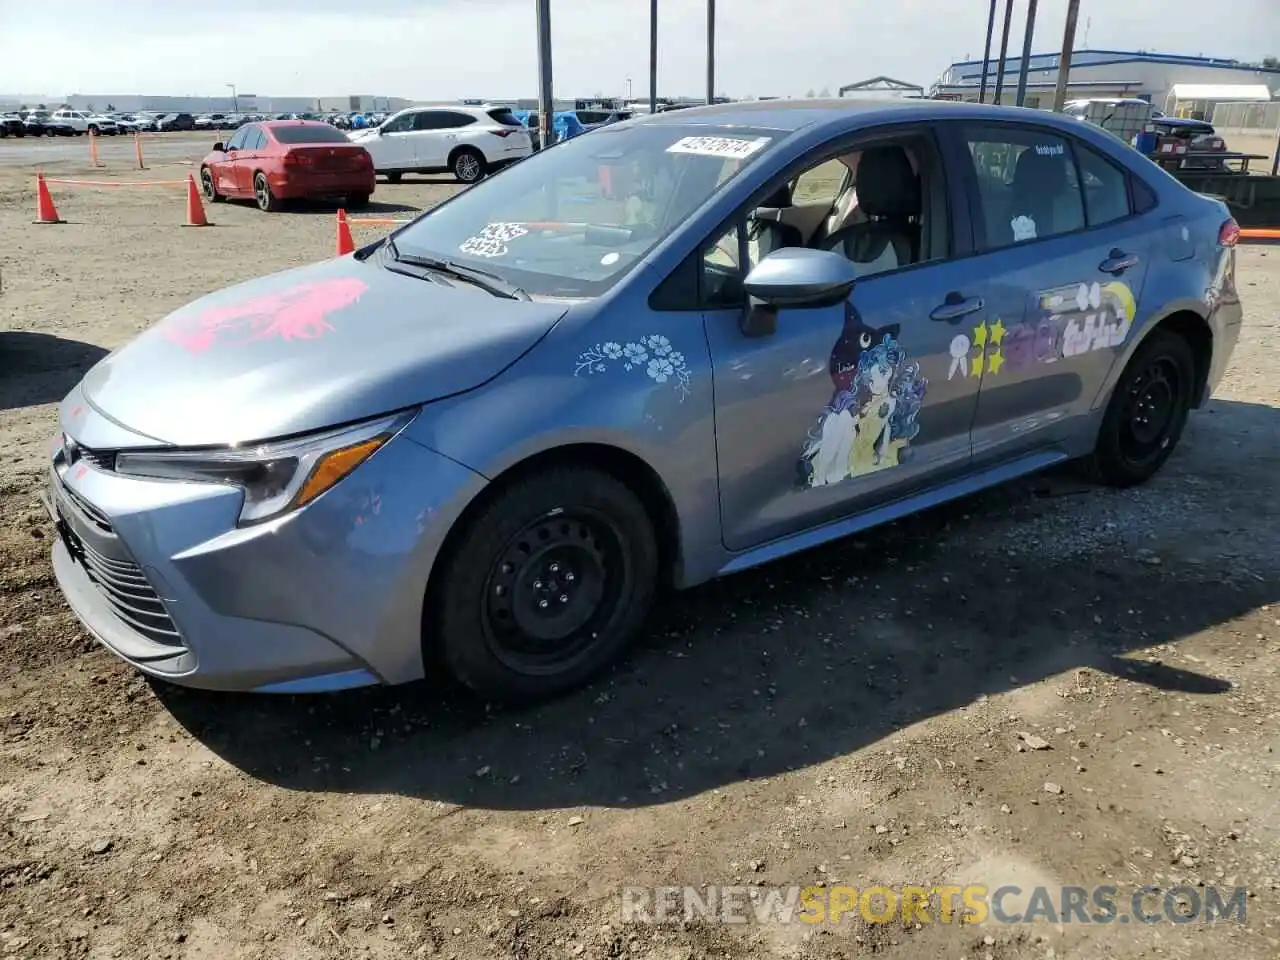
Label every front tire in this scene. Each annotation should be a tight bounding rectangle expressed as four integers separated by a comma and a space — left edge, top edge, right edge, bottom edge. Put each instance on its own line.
384, 171, 402, 184
253, 172, 280, 212
1088, 330, 1196, 487
432, 467, 658, 702
347, 192, 372, 209
451, 147, 486, 184
200, 166, 222, 202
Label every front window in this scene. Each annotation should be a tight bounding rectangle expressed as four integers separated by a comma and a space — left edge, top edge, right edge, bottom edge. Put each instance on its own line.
390, 123, 779, 297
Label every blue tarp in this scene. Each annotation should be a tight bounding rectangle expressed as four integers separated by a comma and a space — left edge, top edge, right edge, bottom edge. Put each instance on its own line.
512, 110, 587, 142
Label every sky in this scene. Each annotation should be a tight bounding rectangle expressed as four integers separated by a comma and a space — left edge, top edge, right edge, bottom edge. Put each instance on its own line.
0, 0, 1276, 101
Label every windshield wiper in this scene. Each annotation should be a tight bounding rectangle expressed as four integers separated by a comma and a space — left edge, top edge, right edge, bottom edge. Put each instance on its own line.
386, 238, 530, 300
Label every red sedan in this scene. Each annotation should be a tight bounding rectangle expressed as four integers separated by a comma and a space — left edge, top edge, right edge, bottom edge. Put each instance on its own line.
199, 120, 375, 212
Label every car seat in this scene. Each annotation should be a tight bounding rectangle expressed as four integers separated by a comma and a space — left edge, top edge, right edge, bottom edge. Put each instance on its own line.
747, 185, 804, 268
1007, 148, 1084, 243
821, 146, 920, 277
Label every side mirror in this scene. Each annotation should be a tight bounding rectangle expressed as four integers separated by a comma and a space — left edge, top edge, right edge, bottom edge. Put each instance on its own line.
741, 248, 856, 337
212, 142, 225, 152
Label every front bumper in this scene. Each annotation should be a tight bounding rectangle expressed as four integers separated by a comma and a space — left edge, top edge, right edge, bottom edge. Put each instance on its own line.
46, 422, 485, 692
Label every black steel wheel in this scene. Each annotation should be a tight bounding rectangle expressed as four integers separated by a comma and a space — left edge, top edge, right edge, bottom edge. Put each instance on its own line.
1089, 330, 1195, 487
432, 467, 658, 701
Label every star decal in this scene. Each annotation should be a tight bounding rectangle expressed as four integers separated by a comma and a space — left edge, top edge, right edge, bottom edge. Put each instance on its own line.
989, 318, 1006, 346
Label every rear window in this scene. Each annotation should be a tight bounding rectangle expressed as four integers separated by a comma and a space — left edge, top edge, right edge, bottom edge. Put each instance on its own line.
488, 108, 524, 127
270, 124, 351, 144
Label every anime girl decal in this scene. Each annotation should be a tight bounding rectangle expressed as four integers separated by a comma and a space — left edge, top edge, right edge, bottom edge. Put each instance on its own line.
798, 329, 927, 489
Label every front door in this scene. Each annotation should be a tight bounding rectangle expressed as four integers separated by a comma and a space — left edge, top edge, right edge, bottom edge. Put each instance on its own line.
707, 130, 986, 551
374, 112, 417, 171
408, 111, 448, 169
951, 123, 1153, 461
217, 126, 249, 196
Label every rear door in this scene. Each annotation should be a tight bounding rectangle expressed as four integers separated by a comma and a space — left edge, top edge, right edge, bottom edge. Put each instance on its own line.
235, 125, 266, 193
947, 122, 1153, 464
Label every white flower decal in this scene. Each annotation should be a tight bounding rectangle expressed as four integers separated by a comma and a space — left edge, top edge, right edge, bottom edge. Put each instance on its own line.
575, 335, 692, 400
458, 222, 529, 258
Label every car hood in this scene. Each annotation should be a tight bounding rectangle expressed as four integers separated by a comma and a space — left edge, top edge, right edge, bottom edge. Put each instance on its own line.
79, 255, 567, 447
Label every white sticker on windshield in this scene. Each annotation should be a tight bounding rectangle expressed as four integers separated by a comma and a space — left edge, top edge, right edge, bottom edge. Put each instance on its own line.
459, 222, 529, 258
1011, 215, 1037, 242
666, 135, 771, 159
601, 252, 620, 266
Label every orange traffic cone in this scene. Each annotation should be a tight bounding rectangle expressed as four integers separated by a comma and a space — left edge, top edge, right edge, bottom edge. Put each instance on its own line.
88, 129, 104, 168
182, 174, 209, 227
33, 173, 64, 224
134, 131, 146, 170
336, 208, 354, 255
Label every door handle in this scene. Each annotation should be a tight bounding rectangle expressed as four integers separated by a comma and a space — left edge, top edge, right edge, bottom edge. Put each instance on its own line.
1099, 248, 1139, 274
930, 293, 985, 323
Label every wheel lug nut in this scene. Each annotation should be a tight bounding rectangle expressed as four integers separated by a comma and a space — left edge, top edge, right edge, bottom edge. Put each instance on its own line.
533, 580, 544, 590
549, 562, 560, 573
538, 599, 549, 609
564, 572, 575, 583
495, 586, 505, 597
559, 595, 569, 604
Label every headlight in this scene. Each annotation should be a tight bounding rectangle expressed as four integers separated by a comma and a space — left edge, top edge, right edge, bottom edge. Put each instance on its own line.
115, 410, 416, 525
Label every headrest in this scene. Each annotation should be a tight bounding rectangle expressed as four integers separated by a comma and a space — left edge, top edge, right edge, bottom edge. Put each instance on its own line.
856, 146, 920, 220
759, 184, 792, 209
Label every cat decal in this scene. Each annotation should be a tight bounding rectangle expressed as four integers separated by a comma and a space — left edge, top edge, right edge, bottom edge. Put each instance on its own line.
798, 302, 928, 489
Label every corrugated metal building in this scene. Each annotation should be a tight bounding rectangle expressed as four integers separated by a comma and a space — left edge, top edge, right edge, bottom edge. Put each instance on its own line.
931, 49, 1280, 109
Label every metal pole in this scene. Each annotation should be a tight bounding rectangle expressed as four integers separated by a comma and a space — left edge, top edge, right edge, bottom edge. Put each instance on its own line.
706, 0, 715, 105
992, 0, 1014, 105
1013, 0, 1040, 107
1051, 0, 1081, 112
978, 0, 998, 104
535, 0, 554, 149
649, 0, 658, 114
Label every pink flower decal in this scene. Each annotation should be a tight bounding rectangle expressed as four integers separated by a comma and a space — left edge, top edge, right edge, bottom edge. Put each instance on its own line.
163, 277, 368, 353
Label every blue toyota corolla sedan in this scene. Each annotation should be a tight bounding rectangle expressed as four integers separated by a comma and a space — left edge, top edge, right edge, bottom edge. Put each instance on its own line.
46, 99, 1242, 701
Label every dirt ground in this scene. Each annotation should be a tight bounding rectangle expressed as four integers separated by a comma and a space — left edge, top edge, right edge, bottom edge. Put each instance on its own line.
1, 138, 1278, 960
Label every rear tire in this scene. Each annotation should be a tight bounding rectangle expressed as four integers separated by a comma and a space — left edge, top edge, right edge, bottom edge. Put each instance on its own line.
451, 147, 486, 184
347, 192, 372, 209
432, 467, 658, 702
1087, 330, 1196, 487
253, 172, 280, 212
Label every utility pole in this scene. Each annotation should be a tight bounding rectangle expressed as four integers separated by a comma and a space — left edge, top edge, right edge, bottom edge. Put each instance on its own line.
1052, 0, 1081, 112
535, 0, 554, 149
649, 0, 658, 114
978, 0, 998, 104
992, 0, 1014, 105
706, 0, 715, 106
1013, 0, 1040, 107
226, 83, 238, 114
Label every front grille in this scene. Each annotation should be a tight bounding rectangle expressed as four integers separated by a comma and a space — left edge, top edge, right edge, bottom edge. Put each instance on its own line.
54, 484, 184, 649
61, 483, 112, 532
79, 447, 116, 471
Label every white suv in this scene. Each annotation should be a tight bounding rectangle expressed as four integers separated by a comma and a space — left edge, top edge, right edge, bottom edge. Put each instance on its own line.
50, 109, 119, 135
348, 105, 532, 183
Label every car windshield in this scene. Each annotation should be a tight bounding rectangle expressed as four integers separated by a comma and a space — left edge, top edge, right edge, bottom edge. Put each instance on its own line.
271, 124, 352, 144
390, 122, 779, 297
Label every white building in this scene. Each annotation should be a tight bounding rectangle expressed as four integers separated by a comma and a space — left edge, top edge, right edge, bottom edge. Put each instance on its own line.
932, 49, 1280, 112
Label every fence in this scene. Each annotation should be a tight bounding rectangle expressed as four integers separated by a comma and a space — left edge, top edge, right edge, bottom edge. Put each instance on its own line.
1209, 101, 1280, 174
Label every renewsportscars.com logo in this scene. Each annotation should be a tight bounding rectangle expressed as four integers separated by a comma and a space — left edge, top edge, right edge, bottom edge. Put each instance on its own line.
619, 884, 1248, 927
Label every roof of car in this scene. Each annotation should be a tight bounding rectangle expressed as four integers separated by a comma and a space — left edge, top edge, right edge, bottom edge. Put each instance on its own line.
632, 98, 1078, 134
258, 119, 335, 128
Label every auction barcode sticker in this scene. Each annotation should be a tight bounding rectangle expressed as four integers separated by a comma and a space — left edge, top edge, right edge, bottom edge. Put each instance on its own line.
666, 135, 772, 159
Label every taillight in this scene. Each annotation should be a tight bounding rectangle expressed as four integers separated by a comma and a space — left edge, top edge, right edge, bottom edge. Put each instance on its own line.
1219, 219, 1240, 247
283, 151, 313, 167
492, 128, 517, 138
